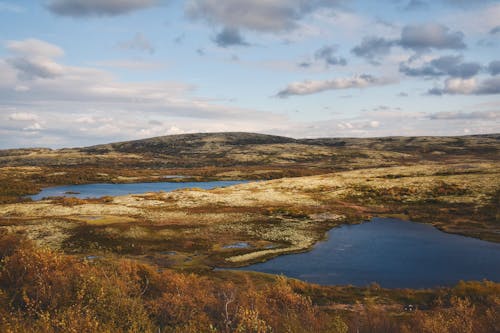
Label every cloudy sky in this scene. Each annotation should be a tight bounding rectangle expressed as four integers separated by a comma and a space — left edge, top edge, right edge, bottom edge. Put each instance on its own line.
0, 0, 499, 148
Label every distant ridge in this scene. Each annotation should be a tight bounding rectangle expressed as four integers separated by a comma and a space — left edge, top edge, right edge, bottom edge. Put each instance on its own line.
80, 131, 500, 154
0, 132, 498, 169
1, 132, 499, 153
83, 132, 297, 154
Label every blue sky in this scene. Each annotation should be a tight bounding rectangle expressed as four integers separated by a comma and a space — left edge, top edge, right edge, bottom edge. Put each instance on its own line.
0, 0, 499, 148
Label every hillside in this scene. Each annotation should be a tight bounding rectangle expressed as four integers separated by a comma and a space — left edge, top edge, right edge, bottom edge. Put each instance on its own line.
1, 132, 498, 169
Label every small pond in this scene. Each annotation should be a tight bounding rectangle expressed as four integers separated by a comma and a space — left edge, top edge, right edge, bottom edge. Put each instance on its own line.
30, 180, 248, 200
233, 218, 500, 288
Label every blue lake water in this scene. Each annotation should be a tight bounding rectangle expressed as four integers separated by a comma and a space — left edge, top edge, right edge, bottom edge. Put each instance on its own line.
234, 218, 500, 288
30, 180, 248, 200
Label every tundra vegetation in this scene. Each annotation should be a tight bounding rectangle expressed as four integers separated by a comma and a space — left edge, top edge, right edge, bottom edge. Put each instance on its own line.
0, 132, 499, 332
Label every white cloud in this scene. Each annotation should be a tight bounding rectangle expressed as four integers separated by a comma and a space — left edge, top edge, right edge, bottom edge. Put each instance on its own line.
1, 39, 277, 120
1, 29, 497, 148
75, 115, 97, 124
277, 74, 392, 97
23, 122, 43, 131
6, 39, 64, 58
0, 38, 289, 148
270, 107, 499, 139
8, 112, 38, 121
5, 39, 66, 81
444, 77, 477, 94
429, 77, 500, 95
337, 122, 353, 129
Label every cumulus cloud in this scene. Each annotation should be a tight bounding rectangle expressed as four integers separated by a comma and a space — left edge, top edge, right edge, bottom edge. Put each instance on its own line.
5, 39, 65, 81
314, 45, 347, 67
352, 23, 466, 62
400, 55, 481, 78
351, 36, 395, 63
0, 38, 292, 148
297, 45, 347, 69
475, 77, 500, 94
6, 57, 63, 80
276, 74, 387, 98
45, 0, 158, 17
488, 61, 500, 76
213, 27, 249, 47
428, 77, 500, 95
185, 0, 344, 33
400, 23, 466, 50
428, 78, 477, 95
117, 33, 155, 54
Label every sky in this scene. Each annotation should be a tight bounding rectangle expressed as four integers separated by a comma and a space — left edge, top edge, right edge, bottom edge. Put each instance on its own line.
0, 0, 499, 148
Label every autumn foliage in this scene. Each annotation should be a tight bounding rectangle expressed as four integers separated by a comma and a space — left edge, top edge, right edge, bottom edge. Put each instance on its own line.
0, 233, 336, 332
0, 233, 498, 333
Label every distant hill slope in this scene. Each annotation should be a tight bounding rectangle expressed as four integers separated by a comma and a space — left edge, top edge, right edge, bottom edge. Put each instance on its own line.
0, 132, 498, 169
81, 131, 500, 156
82, 132, 297, 154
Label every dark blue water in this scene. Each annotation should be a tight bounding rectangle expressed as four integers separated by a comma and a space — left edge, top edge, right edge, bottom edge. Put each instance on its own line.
30, 180, 248, 200
235, 218, 500, 288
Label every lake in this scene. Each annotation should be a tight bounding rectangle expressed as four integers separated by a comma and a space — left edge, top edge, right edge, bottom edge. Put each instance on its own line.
30, 180, 248, 200
234, 218, 500, 288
